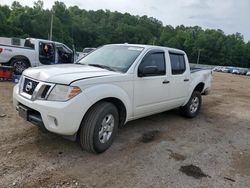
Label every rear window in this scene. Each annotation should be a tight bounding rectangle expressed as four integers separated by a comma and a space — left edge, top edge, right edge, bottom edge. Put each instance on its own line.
169, 53, 186, 75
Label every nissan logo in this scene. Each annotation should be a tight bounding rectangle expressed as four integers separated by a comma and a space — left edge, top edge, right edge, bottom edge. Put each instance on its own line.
25, 82, 33, 92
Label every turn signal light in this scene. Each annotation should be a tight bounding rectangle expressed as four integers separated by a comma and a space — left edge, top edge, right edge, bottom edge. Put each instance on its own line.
68, 86, 82, 98
0, 48, 3, 54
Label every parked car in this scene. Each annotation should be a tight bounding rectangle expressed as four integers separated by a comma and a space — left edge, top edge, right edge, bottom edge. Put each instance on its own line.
239, 68, 248, 75
232, 69, 240, 74
227, 67, 235, 73
76, 48, 96, 60
82, 48, 96, 56
0, 38, 74, 74
213, 66, 223, 72
221, 67, 234, 73
246, 71, 250, 76
13, 44, 213, 153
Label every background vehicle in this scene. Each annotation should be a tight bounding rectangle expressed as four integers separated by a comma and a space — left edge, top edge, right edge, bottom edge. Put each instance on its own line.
0, 38, 74, 74
221, 67, 234, 73
232, 68, 240, 74
77, 48, 96, 60
227, 67, 235, 73
246, 71, 250, 76
82, 48, 96, 56
13, 44, 212, 153
239, 68, 248, 75
213, 66, 223, 72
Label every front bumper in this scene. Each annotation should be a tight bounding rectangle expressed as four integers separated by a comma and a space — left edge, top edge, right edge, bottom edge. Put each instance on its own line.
13, 84, 92, 136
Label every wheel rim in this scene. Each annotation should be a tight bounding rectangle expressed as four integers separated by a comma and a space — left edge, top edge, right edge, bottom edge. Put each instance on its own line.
190, 96, 199, 113
14, 61, 27, 74
99, 114, 115, 144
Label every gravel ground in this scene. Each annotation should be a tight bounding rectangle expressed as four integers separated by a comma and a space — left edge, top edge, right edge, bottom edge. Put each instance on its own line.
0, 72, 249, 188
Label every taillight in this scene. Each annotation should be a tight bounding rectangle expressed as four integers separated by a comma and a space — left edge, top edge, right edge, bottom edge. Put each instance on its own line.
0, 48, 3, 54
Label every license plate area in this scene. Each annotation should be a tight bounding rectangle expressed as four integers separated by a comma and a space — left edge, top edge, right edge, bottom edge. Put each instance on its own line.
18, 105, 29, 120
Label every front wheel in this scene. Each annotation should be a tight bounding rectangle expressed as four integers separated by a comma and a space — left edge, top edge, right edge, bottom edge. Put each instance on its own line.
180, 90, 202, 118
79, 102, 119, 153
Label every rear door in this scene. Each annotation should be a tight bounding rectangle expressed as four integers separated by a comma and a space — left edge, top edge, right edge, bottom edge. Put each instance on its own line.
167, 52, 190, 106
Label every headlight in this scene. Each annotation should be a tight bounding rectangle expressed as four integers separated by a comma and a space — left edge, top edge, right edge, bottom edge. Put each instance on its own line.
47, 85, 81, 101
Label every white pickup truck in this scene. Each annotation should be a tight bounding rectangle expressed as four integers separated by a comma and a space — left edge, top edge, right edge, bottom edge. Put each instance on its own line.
0, 38, 74, 74
13, 44, 212, 153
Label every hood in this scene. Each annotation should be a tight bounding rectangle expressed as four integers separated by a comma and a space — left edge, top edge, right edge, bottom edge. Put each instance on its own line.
23, 64, 120, 85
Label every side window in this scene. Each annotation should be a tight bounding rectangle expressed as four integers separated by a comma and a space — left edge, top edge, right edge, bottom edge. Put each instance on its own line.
56, 45, 73, 64
138, 52, 166, 77
169, 53, 186, 75
39, 42, 55, 65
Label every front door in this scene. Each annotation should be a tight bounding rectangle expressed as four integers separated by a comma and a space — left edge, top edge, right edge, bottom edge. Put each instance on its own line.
133, 50, 171, 117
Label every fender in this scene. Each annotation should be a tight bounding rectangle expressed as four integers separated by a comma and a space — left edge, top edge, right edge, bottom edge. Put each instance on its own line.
183, 78, 205, 106
81, 84, 132, 122
9, 55, 31, 66
183, 69, 212, 106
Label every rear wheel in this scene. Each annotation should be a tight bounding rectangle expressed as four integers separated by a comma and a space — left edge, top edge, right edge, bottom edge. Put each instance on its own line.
11, 59, 29, 75
79, 102, 119, 153
181, 90, 202, 118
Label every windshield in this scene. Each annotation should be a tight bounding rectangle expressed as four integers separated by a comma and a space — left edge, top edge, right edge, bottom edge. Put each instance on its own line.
77, 45, 144, 73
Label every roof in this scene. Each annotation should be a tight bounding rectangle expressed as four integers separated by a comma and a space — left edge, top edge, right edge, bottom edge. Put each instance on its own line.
110, 43, 185, 54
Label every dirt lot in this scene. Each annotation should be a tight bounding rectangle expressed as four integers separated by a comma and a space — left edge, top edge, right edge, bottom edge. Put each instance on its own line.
0, 72, 250, 188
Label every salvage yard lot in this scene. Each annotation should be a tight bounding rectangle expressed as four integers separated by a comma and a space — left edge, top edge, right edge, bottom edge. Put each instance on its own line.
0, 72, 250, 188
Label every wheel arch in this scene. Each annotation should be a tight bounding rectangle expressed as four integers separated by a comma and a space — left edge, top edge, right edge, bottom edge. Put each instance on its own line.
9, 55, 31, 67
183, 82, 205, 106
75, 96, 127, 142
193, 82, 205, 93
85, 97, 127, 128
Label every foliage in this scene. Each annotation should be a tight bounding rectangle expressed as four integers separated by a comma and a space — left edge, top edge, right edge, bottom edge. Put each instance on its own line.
0, 1, 249, 67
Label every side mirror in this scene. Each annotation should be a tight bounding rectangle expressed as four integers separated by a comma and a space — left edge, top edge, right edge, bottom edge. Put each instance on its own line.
138, 66, 159, 77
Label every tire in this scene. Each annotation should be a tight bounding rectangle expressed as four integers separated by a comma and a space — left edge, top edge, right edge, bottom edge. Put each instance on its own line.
79, 102, 119, 153
11, 59, 30, 75
181, 90, 202, 118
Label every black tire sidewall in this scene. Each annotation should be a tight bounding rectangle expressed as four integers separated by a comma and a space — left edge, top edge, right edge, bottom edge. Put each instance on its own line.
182, 91, 202, 118
11, 59, 29, 75
92, 104, 119, 153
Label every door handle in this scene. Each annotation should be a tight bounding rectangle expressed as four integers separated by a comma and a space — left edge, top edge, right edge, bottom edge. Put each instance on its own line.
162, 80, 170, 84
184, 79, 189, 82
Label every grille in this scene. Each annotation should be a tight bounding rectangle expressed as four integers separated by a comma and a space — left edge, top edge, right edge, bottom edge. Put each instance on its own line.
22, 78, 39, 95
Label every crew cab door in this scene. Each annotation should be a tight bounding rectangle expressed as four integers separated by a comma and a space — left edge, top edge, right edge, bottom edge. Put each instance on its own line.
133, 50, 171, 117
167, 52, 190, 106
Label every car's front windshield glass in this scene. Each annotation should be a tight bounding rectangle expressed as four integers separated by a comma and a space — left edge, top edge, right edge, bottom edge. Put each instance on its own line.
77, 45, 144, 73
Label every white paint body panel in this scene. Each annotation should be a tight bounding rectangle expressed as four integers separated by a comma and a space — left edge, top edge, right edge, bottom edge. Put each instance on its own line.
13, 44, 212, 136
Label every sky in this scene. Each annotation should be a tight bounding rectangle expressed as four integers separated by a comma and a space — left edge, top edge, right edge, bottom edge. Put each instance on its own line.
1, 0, 250, 41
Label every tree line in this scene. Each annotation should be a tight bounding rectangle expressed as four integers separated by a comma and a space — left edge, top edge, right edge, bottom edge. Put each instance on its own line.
0, 1, 249, 68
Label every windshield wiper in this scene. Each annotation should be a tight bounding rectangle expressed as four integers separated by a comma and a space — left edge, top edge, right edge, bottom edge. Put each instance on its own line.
88, 64, 116, 72
75, 62, 85, 65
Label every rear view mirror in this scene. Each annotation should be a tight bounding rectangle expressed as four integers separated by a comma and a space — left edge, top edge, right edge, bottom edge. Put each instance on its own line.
138, 66, 159, 77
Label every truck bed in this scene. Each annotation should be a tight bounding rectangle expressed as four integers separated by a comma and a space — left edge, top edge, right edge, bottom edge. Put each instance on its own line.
190, 67, 212, 73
